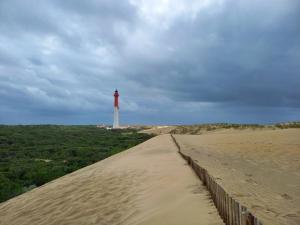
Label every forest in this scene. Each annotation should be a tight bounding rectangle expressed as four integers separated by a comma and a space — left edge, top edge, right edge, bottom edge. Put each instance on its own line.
0, 125, 153, 203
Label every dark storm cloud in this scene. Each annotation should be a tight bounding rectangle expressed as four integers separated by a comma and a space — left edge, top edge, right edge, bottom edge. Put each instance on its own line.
0, 0, 299, 124
121, 0, 300, 107
53, 0, 136, 19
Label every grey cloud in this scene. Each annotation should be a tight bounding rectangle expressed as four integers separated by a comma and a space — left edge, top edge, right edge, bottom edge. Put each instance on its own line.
0, 0, 299, 124
52, 0, 136, 20
0, 1, 60, 36
121, 0, 300, 107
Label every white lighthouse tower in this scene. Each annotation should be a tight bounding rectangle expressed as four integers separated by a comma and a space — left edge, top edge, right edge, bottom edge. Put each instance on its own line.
113, 89, 120, 129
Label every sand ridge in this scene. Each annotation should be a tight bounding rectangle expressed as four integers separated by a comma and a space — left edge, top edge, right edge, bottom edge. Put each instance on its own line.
0, 134, 224, 225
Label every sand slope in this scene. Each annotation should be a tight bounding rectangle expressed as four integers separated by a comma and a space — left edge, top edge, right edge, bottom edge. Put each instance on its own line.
174, 128, 300, 225
0, 134, 223, 225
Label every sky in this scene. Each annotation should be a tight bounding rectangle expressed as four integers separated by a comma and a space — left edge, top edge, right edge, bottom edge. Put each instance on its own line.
0, 0, 299, 125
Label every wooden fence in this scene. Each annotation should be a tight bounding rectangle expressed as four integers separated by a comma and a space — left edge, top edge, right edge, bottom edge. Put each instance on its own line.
170, 134, 263, 225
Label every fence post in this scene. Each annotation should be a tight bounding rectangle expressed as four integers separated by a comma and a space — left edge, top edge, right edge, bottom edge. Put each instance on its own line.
241, 206, 248, 225
235, 200, 240, 225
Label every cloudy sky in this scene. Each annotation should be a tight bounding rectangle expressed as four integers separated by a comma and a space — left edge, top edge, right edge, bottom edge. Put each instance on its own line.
0, 0, 299, 125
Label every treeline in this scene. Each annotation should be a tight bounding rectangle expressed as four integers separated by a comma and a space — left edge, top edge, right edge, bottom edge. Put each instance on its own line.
0, 125, 153, 203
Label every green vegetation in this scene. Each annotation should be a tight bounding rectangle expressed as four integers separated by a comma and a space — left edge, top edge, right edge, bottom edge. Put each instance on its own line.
274, 122, 300, 129
170, 122, 300, 134
0, 125, 153, 203
170, 123, 266, 134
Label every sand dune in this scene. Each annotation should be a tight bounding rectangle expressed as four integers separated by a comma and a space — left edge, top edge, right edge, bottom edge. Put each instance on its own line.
0, 134, 223, 225
174, 128, 300, 225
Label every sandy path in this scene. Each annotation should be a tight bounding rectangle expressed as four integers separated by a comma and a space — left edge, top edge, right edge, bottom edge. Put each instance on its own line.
0, 134, 224, 225
174, 128, 300, 225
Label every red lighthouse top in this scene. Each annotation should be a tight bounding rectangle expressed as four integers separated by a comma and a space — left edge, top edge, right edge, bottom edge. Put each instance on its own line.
114, 89, 119, 108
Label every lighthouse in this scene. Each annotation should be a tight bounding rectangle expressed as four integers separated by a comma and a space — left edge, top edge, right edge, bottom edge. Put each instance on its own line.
113, 89, 120, 129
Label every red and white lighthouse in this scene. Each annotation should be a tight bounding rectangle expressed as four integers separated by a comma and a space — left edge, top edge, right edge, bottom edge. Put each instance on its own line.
113, 89, 120, 128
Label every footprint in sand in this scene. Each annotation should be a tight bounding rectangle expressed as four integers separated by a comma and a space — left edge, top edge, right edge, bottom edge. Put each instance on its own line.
251, 205, 264, 211
245, 178, 258, 185
187, 184, 205, 194
280, 193, 293, 200
283, 213, 299, 218
233, 193, 251, 198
